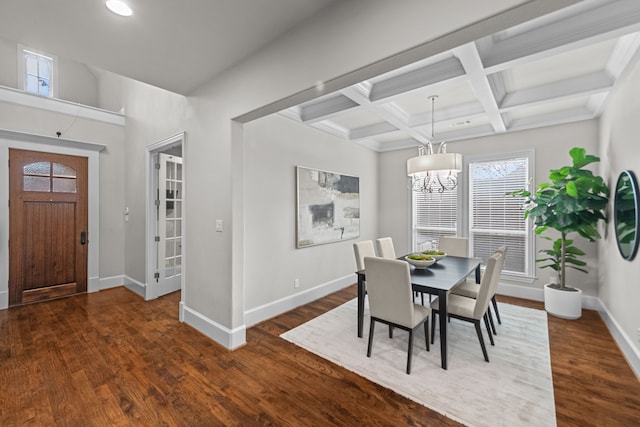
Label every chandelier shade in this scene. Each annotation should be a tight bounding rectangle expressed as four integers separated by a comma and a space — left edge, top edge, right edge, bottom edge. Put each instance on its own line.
407, 152, 463, 176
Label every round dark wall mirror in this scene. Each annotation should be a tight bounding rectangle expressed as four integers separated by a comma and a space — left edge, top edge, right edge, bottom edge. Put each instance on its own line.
614, 170, 640, 261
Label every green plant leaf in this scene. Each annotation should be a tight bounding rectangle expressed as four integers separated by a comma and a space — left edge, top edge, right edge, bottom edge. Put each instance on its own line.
566, 181, 578, 197
511, 147, 609, 285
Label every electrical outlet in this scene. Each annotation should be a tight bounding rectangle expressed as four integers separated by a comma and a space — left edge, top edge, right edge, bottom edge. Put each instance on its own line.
294, 278, 300, 289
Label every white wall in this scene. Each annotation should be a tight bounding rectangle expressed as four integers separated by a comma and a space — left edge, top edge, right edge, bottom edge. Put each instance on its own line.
598, 54, 640, 361
184, 0, 567, 346
58, 58, 99, 107
0, 36, 100, 108
379, 120, 601, 295
95, 70, 187, 285
0, 38, 17, 88
243, 114, 377, 313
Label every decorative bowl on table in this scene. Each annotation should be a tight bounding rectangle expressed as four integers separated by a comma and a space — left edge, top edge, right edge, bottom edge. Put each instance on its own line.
420, 250, 447, 262
405, 254, 436, 269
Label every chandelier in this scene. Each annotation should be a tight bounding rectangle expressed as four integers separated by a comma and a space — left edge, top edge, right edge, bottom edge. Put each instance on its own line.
407, 96, 462, 193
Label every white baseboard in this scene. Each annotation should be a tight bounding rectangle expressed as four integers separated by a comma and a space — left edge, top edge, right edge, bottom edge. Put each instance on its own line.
123, 276, 146, 298
0, 290, 7, 310
497, 282, 600, 310
88, 276, 100, 293
181, 303, 246, 350
100, 275, 124, 290
244, 274, 355, 327
497, 282, 544, 301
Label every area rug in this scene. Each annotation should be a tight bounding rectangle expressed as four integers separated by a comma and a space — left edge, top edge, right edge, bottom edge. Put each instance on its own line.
281, 299, 556, 427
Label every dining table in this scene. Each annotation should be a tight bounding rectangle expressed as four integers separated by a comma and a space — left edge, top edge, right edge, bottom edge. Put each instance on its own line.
356, 255, 482, 370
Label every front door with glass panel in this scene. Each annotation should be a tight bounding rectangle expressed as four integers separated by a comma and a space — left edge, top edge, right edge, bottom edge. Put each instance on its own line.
156, 153, 182, 296
8, 149, 88, 305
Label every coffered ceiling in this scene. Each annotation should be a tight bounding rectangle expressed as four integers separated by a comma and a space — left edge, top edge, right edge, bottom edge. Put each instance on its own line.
280, 0, 640, 152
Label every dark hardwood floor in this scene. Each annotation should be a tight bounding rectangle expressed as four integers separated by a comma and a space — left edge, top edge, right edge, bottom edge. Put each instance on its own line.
1, 285, 639, 426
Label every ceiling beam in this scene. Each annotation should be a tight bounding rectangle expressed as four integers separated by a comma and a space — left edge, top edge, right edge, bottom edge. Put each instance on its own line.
453, 42, 507, 133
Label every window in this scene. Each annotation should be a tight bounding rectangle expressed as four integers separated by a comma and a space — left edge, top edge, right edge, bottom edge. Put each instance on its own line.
23, 161, 77, 193
411, 150, 534, 279
18, 45, 58, 98
468, 152, 533, 277
412, 188, 459, 249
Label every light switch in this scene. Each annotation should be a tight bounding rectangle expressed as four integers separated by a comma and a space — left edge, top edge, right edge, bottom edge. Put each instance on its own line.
216, 220, 223, 232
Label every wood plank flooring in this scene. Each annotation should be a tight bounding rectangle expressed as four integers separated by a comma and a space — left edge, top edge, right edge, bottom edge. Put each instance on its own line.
0, 286, 639, 426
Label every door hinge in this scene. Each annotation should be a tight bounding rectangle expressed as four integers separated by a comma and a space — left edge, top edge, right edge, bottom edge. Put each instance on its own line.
155, 163, 161, 169
154, 272, 160, 282
155, 236, 160, 242
155, 199, 160, 207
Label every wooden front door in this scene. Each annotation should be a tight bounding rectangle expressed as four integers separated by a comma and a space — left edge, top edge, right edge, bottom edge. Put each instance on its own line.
9, 149, 88, 306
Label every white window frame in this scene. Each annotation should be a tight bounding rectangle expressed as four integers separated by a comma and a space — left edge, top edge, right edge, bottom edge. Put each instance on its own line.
464, 149, 535, 281
17, 44, 58, 98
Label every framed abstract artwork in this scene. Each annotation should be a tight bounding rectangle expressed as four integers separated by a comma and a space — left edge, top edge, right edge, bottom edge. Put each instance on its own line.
296, 166, 360, 248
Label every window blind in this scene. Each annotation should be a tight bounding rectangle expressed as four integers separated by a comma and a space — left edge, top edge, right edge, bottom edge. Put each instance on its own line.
413, 189, 457, 249
469, 156, 530, 275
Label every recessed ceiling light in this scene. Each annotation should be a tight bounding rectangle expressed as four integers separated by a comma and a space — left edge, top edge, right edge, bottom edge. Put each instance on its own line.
106, 0, 133, 17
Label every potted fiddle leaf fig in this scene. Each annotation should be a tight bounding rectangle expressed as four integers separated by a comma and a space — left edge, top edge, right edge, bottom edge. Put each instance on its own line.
512, 147, 609, 319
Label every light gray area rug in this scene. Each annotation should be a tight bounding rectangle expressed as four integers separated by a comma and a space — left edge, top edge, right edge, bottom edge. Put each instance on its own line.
281, 299, 556, 427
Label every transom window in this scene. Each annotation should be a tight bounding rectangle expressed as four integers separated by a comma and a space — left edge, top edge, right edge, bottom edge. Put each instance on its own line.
23, 161, 77, 193
18, 45, 58, 98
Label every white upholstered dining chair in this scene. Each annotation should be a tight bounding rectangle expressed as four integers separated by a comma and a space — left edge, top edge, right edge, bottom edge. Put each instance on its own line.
375, 237, 396, 259
353, 240, 376, 271
437, 236, 469, 257
364, 256, 431, 374
430, 251, 504, 362
451, 246, 507, 332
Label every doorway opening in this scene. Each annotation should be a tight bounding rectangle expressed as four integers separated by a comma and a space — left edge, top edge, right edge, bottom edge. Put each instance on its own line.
145, 133, 185, 302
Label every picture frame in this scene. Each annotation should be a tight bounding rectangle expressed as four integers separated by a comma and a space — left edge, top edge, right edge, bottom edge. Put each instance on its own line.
296, 166, 360, 248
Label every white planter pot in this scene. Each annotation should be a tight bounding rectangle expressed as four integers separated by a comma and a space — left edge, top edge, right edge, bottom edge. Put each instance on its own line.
544, 283, 582, 319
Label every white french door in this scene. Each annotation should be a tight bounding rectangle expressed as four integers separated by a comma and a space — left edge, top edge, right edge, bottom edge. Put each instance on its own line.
156, 153, 183, 296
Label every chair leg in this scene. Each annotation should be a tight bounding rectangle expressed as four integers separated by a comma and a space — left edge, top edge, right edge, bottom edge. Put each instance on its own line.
406, 330, 414, 374
474, 320, 490, 362
420, 293, 424, 306
487, 306, 497, 335
430, 312, 436, 345
389, 325, 393, 338
492, 296, 502, 324
423, 319, 430, 352
483, 313, 495, 346
367, 320, 376, 357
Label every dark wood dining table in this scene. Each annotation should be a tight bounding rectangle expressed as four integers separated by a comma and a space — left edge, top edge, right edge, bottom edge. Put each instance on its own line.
356, 255, 482, 370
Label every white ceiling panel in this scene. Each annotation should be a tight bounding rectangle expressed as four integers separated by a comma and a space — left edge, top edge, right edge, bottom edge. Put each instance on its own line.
391, 81, 479, 117
503, 38, 618, 92
328, 108, 388, 131
509, 96, 590, 120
